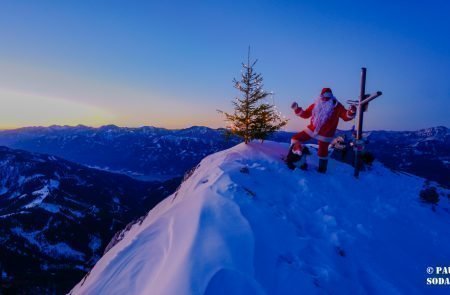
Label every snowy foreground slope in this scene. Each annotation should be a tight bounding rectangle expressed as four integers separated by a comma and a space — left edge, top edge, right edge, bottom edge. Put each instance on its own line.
71, 141, 450, 295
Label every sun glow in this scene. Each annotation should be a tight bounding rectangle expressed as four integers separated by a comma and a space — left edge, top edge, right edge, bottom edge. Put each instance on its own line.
0, 88, 116, 128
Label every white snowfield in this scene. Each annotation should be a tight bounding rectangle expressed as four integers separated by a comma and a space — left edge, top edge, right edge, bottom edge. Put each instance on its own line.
70, 141, 450, 295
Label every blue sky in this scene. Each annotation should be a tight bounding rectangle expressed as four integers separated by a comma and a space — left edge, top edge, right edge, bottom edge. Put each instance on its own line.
1, 0, 449, 131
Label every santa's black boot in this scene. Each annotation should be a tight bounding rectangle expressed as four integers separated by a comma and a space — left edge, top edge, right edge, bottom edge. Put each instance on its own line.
285, 146, 301, 170
299, 147, 310, 170
318, 159, 328, 174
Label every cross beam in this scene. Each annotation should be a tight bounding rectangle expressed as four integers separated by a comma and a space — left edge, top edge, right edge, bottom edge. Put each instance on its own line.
360, 91, 382, 106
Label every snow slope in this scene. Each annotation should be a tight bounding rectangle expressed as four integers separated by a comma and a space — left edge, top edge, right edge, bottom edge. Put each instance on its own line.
70, 141, 450, 295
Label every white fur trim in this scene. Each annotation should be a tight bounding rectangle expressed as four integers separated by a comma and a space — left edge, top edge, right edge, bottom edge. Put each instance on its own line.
292, 148, 302, 156
303, 128, 333, 143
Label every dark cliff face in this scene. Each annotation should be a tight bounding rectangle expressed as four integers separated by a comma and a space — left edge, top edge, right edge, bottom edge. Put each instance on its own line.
0, 146, 180, 294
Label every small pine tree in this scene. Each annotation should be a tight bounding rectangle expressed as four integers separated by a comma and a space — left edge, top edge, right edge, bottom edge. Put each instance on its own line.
220, 49, 288, 144
252, 101, 287, 142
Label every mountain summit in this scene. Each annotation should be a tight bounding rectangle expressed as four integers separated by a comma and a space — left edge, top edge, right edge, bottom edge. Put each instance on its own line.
72, 141, 449, 294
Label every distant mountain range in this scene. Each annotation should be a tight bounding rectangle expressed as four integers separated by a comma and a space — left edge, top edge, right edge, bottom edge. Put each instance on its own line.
0, 125, 240, 181
0, 146, 180, 293
0, 125, 448, 186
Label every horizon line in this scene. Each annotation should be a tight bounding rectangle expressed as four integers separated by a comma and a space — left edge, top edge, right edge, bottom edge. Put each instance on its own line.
0, 124, 448, 133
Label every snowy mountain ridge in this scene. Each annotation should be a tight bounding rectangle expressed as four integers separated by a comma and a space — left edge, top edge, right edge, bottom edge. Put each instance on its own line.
70, 141, 450, 295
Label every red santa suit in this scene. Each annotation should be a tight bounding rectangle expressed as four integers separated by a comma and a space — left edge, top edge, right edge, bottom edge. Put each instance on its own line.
291, 88, 356, 159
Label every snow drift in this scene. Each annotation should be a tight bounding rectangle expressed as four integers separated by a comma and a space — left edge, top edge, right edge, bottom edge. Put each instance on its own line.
70, 141, 450, 295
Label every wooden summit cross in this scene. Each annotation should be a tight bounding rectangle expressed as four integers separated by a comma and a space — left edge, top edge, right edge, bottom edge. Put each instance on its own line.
351, 67, 382, 178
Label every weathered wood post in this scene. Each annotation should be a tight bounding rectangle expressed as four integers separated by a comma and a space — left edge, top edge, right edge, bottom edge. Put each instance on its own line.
354, 68, 366, 177
354, 68, 382, 178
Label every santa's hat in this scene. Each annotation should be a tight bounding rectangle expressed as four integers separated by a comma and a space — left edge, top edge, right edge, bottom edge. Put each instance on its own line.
320, 88, 333, 98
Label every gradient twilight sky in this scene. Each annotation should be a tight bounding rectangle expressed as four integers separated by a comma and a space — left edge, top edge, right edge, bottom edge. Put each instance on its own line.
1, 0, 449, 131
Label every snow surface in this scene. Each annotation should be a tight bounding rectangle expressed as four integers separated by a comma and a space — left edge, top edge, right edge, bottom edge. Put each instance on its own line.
23, 179, 59, 209
70, 141, 450, 295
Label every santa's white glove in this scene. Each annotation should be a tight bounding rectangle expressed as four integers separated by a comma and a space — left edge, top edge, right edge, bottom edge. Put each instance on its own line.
291, 102, 299, 110
349, 105, 357, 113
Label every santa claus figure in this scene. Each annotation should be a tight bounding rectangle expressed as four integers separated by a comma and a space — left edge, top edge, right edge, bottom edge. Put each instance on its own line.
286, 88, 357, 173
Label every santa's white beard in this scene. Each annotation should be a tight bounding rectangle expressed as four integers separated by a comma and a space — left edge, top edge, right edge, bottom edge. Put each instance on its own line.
312, 98, 334, 134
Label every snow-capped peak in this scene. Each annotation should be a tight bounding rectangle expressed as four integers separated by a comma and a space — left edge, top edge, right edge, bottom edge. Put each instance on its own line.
70, 141, 450, 295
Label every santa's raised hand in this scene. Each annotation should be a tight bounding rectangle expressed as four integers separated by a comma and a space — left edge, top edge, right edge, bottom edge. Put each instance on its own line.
291, 102, 302, 111
291, 102, 303, 117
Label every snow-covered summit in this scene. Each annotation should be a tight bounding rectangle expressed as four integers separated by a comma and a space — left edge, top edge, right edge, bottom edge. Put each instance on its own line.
71, 141, 450, 295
